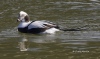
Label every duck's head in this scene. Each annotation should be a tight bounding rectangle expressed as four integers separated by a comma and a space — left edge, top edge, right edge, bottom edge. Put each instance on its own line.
17, 11, 30, 22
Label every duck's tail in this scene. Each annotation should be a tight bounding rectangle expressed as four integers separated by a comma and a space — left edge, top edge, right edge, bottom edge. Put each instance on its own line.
59, 25, 88, 31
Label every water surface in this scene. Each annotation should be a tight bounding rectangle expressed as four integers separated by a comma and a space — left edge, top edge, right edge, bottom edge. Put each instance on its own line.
0, 0, 100, 59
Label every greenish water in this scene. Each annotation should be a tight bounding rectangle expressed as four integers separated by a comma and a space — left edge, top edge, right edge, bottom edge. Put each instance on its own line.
0, 0, 100, 59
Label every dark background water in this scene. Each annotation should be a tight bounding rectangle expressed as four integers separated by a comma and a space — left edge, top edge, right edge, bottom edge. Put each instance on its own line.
0, 0, 100, 59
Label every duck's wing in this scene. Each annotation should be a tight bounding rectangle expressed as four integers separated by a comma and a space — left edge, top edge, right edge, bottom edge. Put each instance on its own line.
28, 20, 60, 29
41, 20, 60, 29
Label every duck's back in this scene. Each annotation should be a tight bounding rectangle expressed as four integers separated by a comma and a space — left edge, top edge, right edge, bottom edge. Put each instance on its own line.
28, 21, 46, 29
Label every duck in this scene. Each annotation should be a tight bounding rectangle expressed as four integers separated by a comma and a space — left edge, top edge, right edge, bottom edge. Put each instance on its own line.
17, 11, 60, 34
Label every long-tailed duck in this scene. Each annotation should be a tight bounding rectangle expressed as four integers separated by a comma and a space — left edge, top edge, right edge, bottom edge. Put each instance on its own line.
17, 11, 60, 34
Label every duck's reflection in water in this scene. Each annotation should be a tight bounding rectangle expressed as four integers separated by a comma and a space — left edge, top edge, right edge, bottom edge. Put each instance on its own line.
18, 38, 28, 51
18, 34, 57, 51
32, 34, 57, 43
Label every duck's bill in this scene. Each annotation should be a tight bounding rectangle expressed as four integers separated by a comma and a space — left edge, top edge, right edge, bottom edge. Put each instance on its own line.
17, 19, 20, 22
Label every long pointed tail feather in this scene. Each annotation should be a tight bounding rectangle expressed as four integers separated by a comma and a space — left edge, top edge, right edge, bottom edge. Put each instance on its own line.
60, 25, 88, 31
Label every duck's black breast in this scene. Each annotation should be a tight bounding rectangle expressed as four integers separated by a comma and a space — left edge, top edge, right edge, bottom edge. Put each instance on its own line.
28, 28, 46, 34
18, 27, 28, 33
18, 28, 46, 34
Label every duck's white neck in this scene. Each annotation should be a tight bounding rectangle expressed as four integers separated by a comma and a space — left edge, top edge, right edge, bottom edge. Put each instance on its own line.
18, 21, 31, 28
